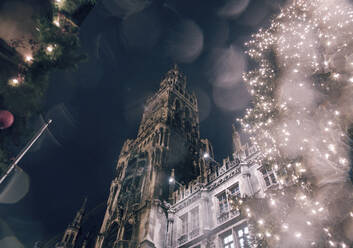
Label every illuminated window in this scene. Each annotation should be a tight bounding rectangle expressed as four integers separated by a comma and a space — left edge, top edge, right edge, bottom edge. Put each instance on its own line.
221, 231, 234, 248
260, 167, 277, 187
237, 226, 250, 248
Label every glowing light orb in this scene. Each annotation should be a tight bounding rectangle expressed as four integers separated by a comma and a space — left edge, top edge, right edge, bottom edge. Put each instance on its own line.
25, 55, 33, 62
46, 45, 54, 53
53, 19, 60, 27
8, 78, 19, 87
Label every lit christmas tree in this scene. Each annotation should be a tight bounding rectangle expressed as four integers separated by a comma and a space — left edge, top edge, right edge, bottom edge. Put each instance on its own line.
233, 0, 353, 247
0, 0, 95, 175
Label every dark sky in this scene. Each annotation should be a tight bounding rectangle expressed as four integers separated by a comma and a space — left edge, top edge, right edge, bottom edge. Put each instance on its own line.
0, 0, 285, 247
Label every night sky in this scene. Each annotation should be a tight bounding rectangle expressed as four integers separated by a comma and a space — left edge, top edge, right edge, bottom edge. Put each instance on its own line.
0, 0, 285, 247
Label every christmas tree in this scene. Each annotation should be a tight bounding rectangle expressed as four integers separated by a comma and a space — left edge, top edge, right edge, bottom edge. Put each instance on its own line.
233, 0, 353, 247
0, 0, 95, 175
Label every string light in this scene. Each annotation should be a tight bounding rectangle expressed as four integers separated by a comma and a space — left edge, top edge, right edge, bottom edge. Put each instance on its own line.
235, 0, 353, 246
8, 78, 19, 87
53, 17, 60, 27
25, 55, 33, 62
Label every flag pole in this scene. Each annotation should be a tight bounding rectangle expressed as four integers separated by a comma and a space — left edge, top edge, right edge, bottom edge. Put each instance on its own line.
0, 119, 52, 185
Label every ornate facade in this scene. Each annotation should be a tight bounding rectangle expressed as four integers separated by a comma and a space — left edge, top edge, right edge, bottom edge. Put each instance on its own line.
166, 131, 276, 248
92, 65, 277, 248
55, 66, 278, 248
94, 65, 212, 248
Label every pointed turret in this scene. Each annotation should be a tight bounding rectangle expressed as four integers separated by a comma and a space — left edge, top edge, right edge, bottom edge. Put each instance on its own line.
70, 197, 87, 228
56, 198, 88, 248
160, 64, 187, 90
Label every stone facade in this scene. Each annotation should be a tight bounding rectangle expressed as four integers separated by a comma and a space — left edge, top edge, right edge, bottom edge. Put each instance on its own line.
166, 135, 277, 248
56, 66, 278, 248
94, 65, 213, 248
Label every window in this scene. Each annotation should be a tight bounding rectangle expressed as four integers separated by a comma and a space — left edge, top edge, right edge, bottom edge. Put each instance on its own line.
217, 192, 229, 214
228, 183, 240, 198
222, 231, 234, 248
260, 167, 277, 187
180, 213, 188, 235
237, 226, 250, 248
190, 207, 199, 231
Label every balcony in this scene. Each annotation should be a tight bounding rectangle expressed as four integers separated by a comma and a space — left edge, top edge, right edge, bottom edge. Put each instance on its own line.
217, 211, 230, 224
177, 234, 188, 245
217, 210, 240, 224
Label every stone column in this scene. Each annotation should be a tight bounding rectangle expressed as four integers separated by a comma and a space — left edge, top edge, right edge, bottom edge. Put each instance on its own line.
240, 165, 254, 197
166, 209, 175, 248
200, 188, 211, 233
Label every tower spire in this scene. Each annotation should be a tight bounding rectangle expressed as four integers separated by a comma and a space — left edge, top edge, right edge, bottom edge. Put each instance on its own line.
71, 197, 87, 227
160, 64, 187, 89
95, 66, 201, 248
56, 197, 87, 248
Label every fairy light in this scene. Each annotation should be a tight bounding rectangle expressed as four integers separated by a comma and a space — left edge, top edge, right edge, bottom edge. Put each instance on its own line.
25, 55, 33, 62
46, 45, 54, 53
8, 78, 19, 87
332, 73, 340, 79
282, 223, 289, 230
54, 0, 65, 8
53, 17, 60, 27
295, 232, 302, 238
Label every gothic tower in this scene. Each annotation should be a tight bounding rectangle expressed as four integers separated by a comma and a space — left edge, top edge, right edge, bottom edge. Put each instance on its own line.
95, 66, 210, 248
56, 198, 87, 248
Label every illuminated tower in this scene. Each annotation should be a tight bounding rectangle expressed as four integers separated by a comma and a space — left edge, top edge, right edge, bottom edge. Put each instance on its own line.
56, 198, 87, 248
95, 65, 209, 248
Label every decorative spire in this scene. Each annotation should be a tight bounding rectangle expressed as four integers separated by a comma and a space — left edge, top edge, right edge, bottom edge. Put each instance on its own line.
173, 63, 178, 71
71, 197, 87, 228
160, 64, 186, 89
